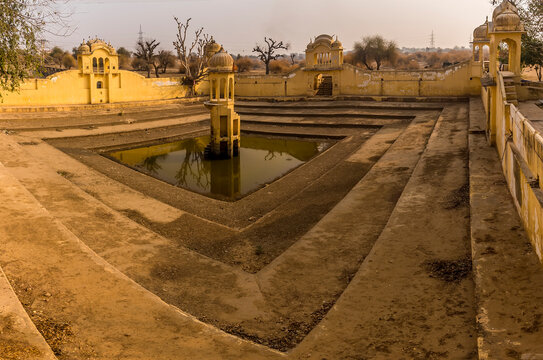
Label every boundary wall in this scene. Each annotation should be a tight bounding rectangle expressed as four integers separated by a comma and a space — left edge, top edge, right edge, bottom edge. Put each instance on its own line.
1, 61, 480, 106
235, 62, 481, 98
0, 70, 209, 106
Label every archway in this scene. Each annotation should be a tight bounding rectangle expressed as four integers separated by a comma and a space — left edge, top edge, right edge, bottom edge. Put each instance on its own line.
211, 79, 217, 99
498, 41, 510, 71
482, 45, 490, 73
473, 46, 481, 62
219, 78, 226, 99
228, 78, 234, 99
314, 73, 333, 96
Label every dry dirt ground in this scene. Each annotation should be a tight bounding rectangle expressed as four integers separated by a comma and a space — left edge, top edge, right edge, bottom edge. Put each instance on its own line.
0, 98, 541, 359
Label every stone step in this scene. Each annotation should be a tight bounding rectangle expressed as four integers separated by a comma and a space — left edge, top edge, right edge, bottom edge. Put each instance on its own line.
506, 93, 518, 100
0, 266, 57, 360
291, 103, 478, 358
469, 98, 543, 359
0, 136, 282, 360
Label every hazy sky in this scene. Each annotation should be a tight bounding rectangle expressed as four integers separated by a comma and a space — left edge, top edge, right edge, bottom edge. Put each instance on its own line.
46, 0, 495, 54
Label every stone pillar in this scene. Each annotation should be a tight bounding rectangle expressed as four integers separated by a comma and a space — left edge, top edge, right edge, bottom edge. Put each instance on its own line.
204, 49, 240, 159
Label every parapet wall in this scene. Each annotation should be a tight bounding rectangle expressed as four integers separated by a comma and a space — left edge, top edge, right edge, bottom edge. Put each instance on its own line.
489, 72, 543, 261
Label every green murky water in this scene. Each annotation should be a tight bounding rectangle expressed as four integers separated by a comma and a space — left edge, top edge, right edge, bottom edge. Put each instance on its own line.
108, 135, 331, 200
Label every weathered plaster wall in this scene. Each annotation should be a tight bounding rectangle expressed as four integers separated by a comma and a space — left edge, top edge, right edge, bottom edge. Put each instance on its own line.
1, 71, 91, 105
489, 72, 543, 262
234, 61, 481, 98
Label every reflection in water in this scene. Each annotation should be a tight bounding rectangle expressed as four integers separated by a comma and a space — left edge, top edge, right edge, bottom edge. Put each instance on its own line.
142, 155, 166, 175
108, 135, 331, 200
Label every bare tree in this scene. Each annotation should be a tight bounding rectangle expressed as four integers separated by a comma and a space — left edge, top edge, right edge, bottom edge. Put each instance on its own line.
253, 37, 290, 75
173, 17, 211, 95
135, 39, 160, 78
289, 53, 297, 65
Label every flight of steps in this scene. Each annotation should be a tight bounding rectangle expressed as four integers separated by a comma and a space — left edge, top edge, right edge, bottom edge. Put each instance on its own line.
502, 73, 519, 106
0, 135, 281, 360
316, 76, 333, 96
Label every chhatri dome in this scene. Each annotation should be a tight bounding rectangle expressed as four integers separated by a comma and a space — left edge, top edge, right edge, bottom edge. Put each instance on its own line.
306, 34, 342, 51
77, 42, 91, 55
78, 38, 116, 55
332, 37, 343, 49
473, 18, 490, 41
492, 0, 524, 32
208, 48, 234, 72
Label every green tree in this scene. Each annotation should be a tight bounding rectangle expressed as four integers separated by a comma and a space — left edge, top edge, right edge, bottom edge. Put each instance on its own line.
491, 0, 543, 80
353, 35, 397, 70
523, 0, 543, 39
117, 47, 132, 69
117, 47, 131, 57
0, 0, 50, 97
522, 33, 543, 81
49, 46, 64, 66
61, 52, 76, 69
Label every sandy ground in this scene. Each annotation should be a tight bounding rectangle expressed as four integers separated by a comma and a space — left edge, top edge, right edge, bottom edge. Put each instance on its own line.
522, 67, 542, 82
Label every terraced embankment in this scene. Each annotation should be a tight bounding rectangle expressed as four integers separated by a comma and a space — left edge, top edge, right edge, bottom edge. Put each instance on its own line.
0, 99, 541, 359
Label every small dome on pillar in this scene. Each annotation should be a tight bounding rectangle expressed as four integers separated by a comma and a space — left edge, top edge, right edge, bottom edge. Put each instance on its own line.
208, 48, 234, 72
473, 19, 489, 41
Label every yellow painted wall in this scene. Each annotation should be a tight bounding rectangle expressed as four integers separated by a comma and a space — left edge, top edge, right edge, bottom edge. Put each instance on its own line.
488, 71, 543, 262
0, 70, 198, 106
1, 57, 479, 106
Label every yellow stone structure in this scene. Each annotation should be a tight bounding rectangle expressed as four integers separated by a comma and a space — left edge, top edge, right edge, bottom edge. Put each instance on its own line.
204, 48, 241, 159
471, 18, 491, 78
305, 34, 344, 69
474, 0, 543, 263
234, 33, 481, 99
0, 38, 202, 106
482, 1, 526, 144
303, 35, 344, 96
488, 0, 525, 77
76, 39, 119, 104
